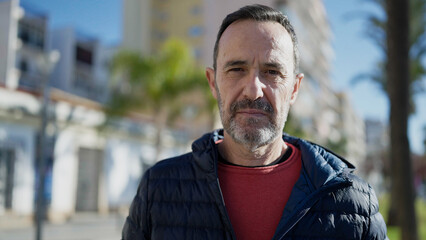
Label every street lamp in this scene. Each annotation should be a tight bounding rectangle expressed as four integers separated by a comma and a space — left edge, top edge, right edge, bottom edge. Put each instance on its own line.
34, 50, 60, 240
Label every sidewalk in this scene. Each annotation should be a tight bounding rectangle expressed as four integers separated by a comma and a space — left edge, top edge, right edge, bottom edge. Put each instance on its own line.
0, 213, 32, 230
0, 213, 124, 240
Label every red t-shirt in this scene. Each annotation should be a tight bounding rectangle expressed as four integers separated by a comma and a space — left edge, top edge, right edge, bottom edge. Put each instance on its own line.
217, 143, 302, 240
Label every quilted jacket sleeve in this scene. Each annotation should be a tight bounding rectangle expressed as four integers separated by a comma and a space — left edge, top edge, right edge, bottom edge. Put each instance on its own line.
122, 170, 151, 240
365, 185, 389, 240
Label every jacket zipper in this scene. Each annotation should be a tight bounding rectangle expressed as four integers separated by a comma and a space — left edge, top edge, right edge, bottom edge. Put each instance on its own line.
215, 177, 237, 240
210, 139, 237, 240
276, 180, 353, 240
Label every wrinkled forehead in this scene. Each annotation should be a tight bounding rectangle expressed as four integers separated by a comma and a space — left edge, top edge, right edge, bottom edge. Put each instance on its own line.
217, 20, 294, 68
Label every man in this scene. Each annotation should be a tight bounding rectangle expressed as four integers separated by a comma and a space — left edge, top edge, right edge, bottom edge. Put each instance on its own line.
122, 4, 388, 240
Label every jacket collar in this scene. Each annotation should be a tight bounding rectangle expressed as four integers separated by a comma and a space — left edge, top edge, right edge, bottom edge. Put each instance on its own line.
283, 134, 355, 190
191, 129, 355, 187
276, 135, 355, 238
191, 130, 219, 177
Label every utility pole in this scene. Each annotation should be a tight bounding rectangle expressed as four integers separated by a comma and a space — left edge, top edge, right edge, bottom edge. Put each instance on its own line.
34, 51, 59, 240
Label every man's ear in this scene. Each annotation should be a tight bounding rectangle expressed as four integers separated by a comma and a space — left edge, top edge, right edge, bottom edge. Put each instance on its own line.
206, 67, 218, 99
290, 73, 303, 104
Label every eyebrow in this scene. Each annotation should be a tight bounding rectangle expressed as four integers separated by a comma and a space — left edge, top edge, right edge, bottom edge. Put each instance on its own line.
222, 60, 287, 72
223, 60, 248, 70
263, 62, 284, 69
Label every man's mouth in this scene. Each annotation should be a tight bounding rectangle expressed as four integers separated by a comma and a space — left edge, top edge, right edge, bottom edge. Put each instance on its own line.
236, 109, 268, 117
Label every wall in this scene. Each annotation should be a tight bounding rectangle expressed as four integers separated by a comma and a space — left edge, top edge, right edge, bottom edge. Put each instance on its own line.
0, 121, 36, 215
0, 0, 20, 89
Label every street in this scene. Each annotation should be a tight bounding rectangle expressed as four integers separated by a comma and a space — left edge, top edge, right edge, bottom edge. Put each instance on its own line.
0, 213, 123, 240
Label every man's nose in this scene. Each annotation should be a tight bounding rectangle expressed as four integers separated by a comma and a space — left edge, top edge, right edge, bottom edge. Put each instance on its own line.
242, 71, 265, 100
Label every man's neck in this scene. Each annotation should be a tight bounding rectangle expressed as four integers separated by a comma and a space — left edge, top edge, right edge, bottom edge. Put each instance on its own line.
218, 131, 288, 167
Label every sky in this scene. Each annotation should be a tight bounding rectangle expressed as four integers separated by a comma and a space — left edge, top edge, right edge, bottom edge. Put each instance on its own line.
19, 0, 425, 154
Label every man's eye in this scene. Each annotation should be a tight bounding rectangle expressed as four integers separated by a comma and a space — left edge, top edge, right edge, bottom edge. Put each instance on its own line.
229, 68, 244, 72
266, 70, 279, 75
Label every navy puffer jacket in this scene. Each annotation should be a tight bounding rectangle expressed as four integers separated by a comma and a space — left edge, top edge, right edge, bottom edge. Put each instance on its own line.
122, 130, 388, 239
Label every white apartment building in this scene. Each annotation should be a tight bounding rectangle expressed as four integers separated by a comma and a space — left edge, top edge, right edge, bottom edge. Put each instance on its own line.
50, 28, 112, 103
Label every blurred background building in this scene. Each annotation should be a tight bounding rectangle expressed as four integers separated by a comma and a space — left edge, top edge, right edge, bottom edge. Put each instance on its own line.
0, 0, 44, 216
0, 0, 370, 223
364, 119, 389, 194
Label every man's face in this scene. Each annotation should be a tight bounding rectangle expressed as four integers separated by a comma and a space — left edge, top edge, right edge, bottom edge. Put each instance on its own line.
206, 20, 303, 150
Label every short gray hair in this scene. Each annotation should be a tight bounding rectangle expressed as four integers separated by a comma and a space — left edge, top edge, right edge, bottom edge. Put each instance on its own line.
213, 4, 300, 73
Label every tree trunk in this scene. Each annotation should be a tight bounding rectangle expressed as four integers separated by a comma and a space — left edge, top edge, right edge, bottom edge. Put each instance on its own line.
386, 0, 418, 239
153, 108, 168, 163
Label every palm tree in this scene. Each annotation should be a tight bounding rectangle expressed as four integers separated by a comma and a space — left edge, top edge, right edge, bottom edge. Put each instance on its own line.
387, 0, 419, 239
353, 0, 426, 114
352, 0, 425, 237
105, 39, 210, 162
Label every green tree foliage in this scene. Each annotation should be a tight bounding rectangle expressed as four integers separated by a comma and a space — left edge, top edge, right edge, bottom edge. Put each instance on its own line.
105, 39, 210, 161
107, 39, 206, 116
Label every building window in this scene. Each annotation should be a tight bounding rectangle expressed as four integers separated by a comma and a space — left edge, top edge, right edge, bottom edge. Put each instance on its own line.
75, 45, 93, 65
18, 21, 45, 49
18, 27, 30, 43
19, 60, 28, 73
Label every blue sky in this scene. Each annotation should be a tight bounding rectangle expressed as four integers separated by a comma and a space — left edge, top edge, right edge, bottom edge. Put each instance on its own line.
20, 0, 425, 154
324, 0, 426, 154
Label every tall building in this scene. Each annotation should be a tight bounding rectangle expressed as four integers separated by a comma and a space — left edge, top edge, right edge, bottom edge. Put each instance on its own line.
123, 0, 205, 60
123, 0, 280, 63
277, 0, 338, 143
122, 0, 151, 55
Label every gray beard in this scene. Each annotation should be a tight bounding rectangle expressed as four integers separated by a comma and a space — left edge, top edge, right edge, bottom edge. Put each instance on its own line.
216, 89, 286, 152
227, 115, 279, 151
